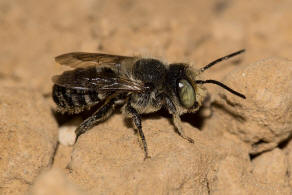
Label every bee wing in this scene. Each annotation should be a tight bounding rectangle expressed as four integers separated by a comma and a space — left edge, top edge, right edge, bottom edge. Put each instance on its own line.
55, 52, 137, 69
92, 75, 147, 92
52, 67, 147, 92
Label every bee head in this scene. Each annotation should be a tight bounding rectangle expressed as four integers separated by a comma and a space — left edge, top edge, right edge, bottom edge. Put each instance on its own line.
166, 63, 206, 114
167, 49, 246, 114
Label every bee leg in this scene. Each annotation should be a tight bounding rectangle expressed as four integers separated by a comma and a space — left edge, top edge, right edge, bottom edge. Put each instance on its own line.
172, 114, 194, 143
124, 103, 150, 160
165, 96, 194, 143
74, 99, 115, 142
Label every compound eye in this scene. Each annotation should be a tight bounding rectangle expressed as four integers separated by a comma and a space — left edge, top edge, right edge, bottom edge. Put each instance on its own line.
177, 79, 196, 108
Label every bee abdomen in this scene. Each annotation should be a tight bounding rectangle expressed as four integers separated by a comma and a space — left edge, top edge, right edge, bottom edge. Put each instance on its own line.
52, 85, 100, 114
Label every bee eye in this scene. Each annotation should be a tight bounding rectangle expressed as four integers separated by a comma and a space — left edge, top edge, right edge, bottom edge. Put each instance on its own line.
177, 79, 196, 108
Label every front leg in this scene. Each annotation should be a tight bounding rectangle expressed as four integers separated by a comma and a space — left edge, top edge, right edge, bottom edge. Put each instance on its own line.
164, 96, 194, 143
124, 101, 150, 159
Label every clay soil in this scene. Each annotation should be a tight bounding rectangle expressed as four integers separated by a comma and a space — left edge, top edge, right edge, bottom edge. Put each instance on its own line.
1, 0, 292, 194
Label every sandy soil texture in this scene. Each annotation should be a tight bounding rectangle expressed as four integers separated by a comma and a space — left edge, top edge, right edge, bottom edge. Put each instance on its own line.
1, 0, 292, 194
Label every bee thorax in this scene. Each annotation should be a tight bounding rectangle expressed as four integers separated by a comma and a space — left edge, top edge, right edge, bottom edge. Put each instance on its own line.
130, 91, 162, 114
133, 58, 167, 85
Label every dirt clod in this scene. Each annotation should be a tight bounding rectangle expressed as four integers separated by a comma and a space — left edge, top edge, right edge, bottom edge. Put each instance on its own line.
206, 57, 292, 154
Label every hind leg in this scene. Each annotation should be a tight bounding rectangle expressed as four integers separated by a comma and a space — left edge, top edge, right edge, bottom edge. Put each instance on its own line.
58, 99, 115, 146
75, 100, 115, 140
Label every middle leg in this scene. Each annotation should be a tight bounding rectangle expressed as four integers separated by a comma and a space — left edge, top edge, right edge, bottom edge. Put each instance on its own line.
124, 101, 150, 159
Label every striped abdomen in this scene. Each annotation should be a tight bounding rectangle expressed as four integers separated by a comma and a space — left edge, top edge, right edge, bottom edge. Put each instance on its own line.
52, 85, 100, 114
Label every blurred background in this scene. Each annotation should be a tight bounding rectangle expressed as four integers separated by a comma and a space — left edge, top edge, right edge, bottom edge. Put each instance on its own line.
1, 0, 292, 95
1, 1, 292, 194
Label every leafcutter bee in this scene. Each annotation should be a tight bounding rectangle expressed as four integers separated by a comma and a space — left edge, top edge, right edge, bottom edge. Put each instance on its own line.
52, 50, 245, 159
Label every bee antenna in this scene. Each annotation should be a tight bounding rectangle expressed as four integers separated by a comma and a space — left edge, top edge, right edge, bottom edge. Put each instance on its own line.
199, 49, 245, 74
196, 79, 246, 99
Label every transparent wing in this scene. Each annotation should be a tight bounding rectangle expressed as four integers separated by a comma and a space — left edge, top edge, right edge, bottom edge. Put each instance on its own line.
55, 52, 137, 68
52, 67, 147, 92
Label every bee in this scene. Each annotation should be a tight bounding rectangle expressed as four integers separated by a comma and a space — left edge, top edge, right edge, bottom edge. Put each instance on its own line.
52, 49, 245, 159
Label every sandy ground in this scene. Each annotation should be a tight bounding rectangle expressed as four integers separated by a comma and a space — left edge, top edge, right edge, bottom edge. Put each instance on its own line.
1, 0, 292, 194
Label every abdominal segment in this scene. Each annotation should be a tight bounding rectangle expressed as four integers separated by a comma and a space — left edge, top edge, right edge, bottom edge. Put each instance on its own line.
52, 85, 100, 114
